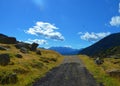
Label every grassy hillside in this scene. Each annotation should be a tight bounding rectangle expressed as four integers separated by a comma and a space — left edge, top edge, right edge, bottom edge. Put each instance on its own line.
98, 46, 120, 58
0, 43, 64, 86
79, 33, 120, 56
79, 55, 120, 86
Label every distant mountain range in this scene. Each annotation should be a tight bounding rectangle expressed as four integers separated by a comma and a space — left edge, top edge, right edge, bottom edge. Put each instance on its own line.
49, 47, 82, 55
79, 32, 120, 57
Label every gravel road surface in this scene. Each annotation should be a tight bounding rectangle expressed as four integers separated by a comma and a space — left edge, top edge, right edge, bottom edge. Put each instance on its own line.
33, 56, 99, 86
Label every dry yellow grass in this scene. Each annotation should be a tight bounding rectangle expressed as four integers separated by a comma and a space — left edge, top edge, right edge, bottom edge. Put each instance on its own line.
79, 55, 120, 86
0, 43, 64, 86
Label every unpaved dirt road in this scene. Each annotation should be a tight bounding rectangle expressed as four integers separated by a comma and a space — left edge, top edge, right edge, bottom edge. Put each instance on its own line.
33, 56, 99, 86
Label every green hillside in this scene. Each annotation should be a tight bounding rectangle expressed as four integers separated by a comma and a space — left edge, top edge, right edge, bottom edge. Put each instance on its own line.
79, 33, 120, 57
98, 46, 120, 58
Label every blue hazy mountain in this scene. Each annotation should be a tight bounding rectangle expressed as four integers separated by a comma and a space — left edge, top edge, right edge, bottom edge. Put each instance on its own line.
49, 47, 82, 55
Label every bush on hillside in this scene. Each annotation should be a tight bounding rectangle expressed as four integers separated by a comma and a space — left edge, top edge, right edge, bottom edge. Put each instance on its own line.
0, 72, 18, 84
36, 50, 42, 55
15, 54, 23, 58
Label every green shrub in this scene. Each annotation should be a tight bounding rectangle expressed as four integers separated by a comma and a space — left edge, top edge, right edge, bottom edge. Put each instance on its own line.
49, 58, 57, 62
0, 71, 18, 84
31, 61, 44, 68
13, 67, 29, 74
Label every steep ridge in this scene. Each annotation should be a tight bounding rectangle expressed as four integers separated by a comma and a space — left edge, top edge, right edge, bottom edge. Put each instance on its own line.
79, 33, 120, 56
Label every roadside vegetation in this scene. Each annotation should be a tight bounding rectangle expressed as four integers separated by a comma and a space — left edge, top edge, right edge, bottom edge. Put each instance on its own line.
0, 43, 64, 86
79, 55, 120, 86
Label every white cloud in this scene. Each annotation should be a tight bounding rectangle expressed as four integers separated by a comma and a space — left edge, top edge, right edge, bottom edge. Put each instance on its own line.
109, 3, 120, 27
79, 32, 111, 42
25, 39, 47, 45
110, 16, 120, 27
25, 21, 64, 41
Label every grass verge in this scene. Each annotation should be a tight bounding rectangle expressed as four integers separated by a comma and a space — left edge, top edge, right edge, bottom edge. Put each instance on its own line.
79, 55, 120, 86
0, 44, 64, 86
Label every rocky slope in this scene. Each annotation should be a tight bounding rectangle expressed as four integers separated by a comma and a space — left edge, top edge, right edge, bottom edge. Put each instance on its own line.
0, 33, 64, 86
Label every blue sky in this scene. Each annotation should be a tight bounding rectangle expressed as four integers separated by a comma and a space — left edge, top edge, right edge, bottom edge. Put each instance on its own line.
0, 0, 120, 49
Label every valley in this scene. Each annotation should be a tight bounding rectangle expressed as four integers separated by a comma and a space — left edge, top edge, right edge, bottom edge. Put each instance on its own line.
1, 0, 120, 86
0, 33, 120, 86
